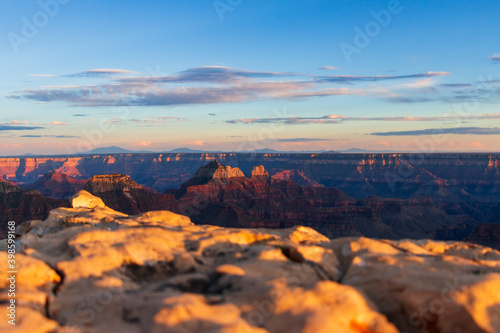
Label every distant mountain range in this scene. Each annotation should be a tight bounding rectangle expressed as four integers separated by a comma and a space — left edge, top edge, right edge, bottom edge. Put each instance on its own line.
6, 146, 498, 157
71, 146, 409, 155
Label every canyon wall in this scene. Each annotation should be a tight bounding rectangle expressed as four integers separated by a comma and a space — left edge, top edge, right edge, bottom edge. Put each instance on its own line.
1, 153, 499, 193
1, 153, 499, 224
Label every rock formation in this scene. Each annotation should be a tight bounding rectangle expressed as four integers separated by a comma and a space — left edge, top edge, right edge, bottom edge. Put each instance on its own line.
0, 162, 482, 244
1, 191, 499, 333
272, 169, 323, 187
83, 174, 178, 215
1, 153, 499, 225
70, 190, 106, 209
0, 178, 69, 238
84, 174, 144, 193
251, 165, 270, 178
174, 164, 475, 241
192, 160, 245, 180
23, 171, 86, 199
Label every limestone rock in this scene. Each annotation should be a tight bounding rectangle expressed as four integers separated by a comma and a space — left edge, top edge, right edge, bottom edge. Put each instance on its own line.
83, 174, 143, 193
193, 160, 245, 179
0, 306, 60, 333
70, 190, 105, 209
7, 201, 500, 333
134, 210, 193, 227
336, 238, 500, 333
251, 165, 269, 178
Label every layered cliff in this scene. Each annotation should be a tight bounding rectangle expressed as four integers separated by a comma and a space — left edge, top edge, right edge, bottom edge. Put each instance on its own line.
174, 164, 475, 240
23, 171, 86, 199
1, 194, 499, 333
1, 153, 499, 223
67, 163, 477, 242
2, 153, 499, 195
272, 169, 323, 187
0, 178, 69, 237
83, 174, 179, 215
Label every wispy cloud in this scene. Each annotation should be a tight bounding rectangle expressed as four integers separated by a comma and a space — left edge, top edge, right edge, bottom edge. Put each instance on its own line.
371, 127, 500, 136
318, 66, 339, 70
227, 113, 500, 125
11, 66, 453, 107
274, 138, 334, 142
0, 125, 44, 131
63, 69, 140, 78
438, 83, 472, 88
117, 66, 304, 84
104, 117, 183, 126
19, 135, 79, 138
130, 116, 184, 124
48, 121, 66, 126
30, 74, 58, 77
31, 69, 139, 78
133, 141, 152, 147
489, 54, 500, 62
10, 81, 360, 107
315, 71, 450, 84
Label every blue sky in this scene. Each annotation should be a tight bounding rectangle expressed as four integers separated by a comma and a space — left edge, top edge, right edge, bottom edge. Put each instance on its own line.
1, 0, 499, 154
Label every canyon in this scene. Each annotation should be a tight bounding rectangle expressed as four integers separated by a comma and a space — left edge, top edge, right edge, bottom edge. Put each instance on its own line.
1, 192, 499, 333
0, 153, 498, 246
1, 153, 499, 198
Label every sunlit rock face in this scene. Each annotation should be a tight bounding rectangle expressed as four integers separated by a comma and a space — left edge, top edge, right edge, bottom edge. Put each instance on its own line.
23, 171, 86, 199
192, 160, 245, 179
1, 194, 499, 333
251, 165, 270, 178
84, 174, 144, 193
83, 174, 179, 216
70, 190, 106, 209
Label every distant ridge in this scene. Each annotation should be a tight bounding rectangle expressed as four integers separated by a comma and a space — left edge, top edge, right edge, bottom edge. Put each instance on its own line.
168, 147, 207, 153
78, 146, 153, 155
10, 145, 494, 157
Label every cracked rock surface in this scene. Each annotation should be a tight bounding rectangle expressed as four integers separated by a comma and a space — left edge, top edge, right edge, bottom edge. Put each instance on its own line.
1, 192, 499, 333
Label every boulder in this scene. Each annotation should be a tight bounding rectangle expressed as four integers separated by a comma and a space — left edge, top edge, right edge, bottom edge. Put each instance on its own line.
70, 190, 106, 209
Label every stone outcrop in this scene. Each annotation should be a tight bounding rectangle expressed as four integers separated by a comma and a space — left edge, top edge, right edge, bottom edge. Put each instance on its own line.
251, 165, 270, 178
0, 179, 70, 238
70, 190, 106, 209
272, 169, 323, 187
192, 160, 245, 180
84, 174, 144, 193
23, 171, 86, 199
1, 192, 499, 333
0, 178, 23, 195
83, 175, 178, 216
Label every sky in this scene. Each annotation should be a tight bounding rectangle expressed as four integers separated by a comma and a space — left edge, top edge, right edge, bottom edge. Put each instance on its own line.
0, 0, 500, 155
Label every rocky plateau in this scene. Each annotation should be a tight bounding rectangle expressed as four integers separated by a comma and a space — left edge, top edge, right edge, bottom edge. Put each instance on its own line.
1, 191, 499, 333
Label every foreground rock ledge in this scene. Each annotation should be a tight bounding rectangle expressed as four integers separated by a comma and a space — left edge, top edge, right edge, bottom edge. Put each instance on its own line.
1, 194, 499, 333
